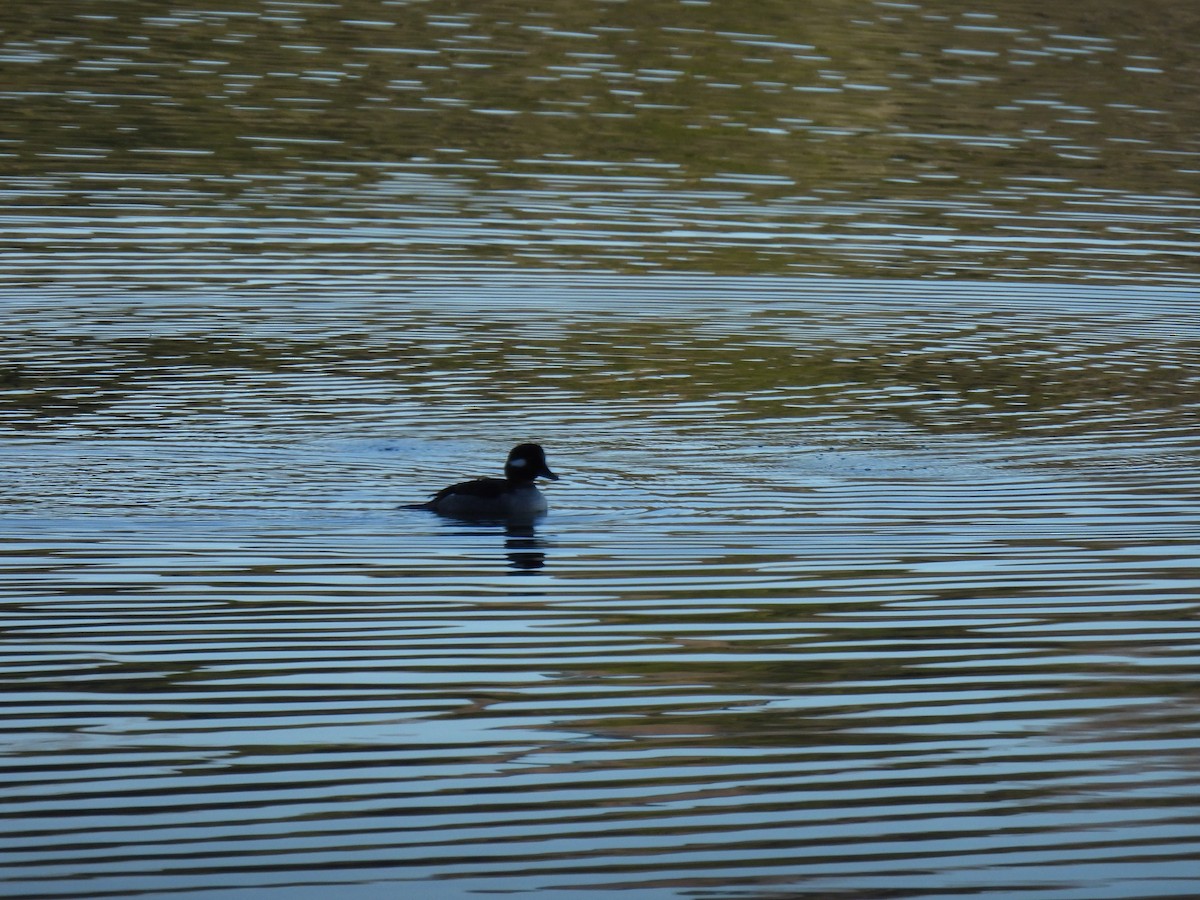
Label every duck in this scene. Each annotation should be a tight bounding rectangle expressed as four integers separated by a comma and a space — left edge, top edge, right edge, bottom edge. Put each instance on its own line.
406, 443, 559, 520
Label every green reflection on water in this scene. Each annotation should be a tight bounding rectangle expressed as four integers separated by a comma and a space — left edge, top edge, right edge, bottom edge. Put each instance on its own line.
5, 299, 1200, 440
3, 0, 1199, 277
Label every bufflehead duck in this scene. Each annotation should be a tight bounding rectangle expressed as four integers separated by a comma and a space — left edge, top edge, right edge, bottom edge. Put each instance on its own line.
406, 443, 558, 519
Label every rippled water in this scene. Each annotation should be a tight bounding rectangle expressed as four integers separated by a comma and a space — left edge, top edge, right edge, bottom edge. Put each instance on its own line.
4, 0, 1200, 281
4, 1, 1200, 898
6, 276, 1200, 899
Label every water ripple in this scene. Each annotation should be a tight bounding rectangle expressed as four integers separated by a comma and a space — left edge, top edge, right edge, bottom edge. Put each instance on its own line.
3, 274, 1200, 898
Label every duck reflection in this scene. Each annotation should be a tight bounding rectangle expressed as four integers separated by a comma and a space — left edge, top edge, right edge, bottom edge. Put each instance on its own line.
504, 522, 547, 572
425, 515, 550, 571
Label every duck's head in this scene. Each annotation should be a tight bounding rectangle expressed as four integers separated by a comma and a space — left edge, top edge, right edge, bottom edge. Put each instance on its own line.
505, 443, 558, 483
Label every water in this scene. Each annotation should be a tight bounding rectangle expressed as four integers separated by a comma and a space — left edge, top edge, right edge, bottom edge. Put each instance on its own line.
4, 2, 1200, 899
4, 0, 1199, 283
6, 277, 1200, 899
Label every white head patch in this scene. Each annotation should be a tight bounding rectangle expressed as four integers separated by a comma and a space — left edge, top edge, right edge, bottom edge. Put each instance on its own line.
509, 457, 528, 468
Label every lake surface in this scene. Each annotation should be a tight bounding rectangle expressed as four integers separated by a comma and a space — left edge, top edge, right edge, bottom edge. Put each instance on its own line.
3, 2, 1200, 899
